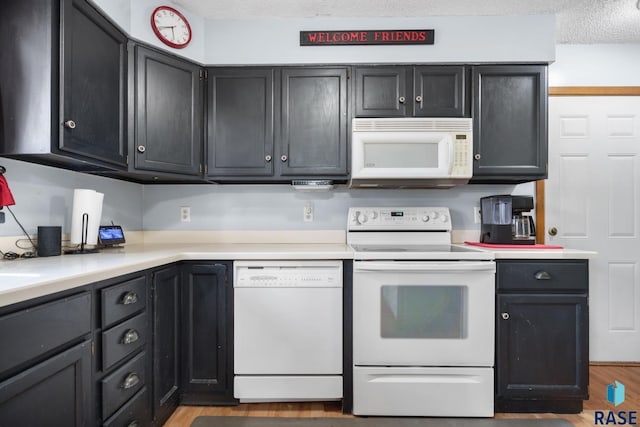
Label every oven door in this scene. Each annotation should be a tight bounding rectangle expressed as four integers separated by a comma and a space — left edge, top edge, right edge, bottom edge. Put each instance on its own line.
353, 260, 495, 367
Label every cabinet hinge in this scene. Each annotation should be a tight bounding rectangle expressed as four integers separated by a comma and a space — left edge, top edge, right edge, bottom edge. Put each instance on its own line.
204, 164, 208, 175
126, 155, 129, 165
347, 68, 351, 80
91, 340, 95, 356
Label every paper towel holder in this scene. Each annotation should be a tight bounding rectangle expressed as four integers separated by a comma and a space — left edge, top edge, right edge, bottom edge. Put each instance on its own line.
64, 213, 99, 255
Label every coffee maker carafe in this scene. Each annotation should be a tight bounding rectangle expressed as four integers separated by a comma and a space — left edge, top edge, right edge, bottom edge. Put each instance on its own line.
480, 195, 536, 245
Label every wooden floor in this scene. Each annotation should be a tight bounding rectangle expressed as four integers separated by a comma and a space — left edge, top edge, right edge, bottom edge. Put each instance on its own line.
165, 364, 640, 427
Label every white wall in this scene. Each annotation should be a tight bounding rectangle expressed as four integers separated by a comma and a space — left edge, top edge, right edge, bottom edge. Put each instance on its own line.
550, 44, 640, 86
0, 159, 143, 237
90, 0, 555, 65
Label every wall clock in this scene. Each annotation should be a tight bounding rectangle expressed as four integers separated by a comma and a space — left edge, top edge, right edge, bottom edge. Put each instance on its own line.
151, 6, 192, 49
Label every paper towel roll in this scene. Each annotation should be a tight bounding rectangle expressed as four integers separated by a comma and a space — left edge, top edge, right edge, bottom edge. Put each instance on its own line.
70, 189, 104, 245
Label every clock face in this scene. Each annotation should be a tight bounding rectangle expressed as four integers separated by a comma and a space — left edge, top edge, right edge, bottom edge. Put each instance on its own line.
151, 6, 192, 49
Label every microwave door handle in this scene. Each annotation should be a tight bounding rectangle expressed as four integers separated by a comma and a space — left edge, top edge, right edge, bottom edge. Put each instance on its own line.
354, 261, 495, 272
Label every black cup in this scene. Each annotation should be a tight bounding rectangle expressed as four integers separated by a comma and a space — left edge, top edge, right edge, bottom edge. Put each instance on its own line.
37, 226, 62, 257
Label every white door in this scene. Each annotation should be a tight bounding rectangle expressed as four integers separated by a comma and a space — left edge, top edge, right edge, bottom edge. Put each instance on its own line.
546, 96, 640, 361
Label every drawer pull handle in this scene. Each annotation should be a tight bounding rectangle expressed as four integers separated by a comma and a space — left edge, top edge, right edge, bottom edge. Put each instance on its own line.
128, 421, 141, 427
501, 312, 510, 320
121, 291, 139, 305
122, 329, 140, 345
122, 373, 140, 389
534, 271, 551, 280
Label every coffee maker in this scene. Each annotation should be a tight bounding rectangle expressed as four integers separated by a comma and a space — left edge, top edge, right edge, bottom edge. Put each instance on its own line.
480, 195, 536, 245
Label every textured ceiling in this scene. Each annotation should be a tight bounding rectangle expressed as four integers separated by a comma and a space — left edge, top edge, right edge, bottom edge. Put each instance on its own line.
173, 0, 640, 43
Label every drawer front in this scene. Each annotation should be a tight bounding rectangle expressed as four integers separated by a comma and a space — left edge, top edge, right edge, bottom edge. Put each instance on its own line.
102, 312, 147, 371
0, 292, 91, 374
497, 260, 588, 292
103, 387, 150, 427
102, 276, 147, 328
102, 351, 146, 420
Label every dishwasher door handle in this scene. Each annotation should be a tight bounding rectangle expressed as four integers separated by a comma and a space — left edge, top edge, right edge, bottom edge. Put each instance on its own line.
353, 261, 495, 273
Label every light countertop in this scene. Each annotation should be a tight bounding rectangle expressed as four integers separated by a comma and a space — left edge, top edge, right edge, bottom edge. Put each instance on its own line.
0, 240, 596, 309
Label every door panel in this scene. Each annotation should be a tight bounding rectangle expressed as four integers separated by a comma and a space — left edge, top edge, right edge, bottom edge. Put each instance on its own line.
546, 96, 640, 361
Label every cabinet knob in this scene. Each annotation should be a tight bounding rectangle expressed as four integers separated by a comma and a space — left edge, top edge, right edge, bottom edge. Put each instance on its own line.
64, 120, 77, 129
265, 155, 272, 162
137, 145, 146, 153
122, 329, 140, 345
548, 227, 558, 236
474, 154, 481, 160
281, 155, 288, 162
121, 291, 139, 305
501, 312, 510, 320
122, 373, 140, 389
398, 96, 406, 104
415, 95, 423, 103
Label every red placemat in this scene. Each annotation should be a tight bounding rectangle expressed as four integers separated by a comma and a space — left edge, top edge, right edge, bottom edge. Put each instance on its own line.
465, 241, 564, 249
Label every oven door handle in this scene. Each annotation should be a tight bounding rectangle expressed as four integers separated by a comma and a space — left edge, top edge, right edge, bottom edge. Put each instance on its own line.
353, 261, 495, 272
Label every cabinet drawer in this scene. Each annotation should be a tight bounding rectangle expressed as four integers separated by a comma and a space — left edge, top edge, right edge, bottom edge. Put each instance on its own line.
102, 312, 147, 371
0, 292, 91, 374
102, 351, 146, 420
103, 387, 149, 427
102, 276, 147, 328
497, 260, 588, 292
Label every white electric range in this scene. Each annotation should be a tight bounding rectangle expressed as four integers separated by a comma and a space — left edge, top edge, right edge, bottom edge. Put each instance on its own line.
348, 207, 496, 417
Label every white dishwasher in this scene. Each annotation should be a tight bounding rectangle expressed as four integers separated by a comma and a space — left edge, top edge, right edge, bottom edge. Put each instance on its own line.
233, 260, 343, 402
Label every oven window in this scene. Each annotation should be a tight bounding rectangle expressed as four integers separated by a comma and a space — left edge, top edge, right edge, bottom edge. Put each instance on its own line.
380, 285, 467, 339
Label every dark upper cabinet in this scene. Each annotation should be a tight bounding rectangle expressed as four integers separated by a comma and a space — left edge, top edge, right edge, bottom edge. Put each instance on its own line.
495, 260, 589, 414
207, 68, 274, 177
471, 65, 548, 183
207, 67, 349, 182
0, 0, 127, 170
131, 44, 204, 177
279, 67, 349, 177
151, 266, 181, 426
181, 262, 235, 404
354, 65, 469, 117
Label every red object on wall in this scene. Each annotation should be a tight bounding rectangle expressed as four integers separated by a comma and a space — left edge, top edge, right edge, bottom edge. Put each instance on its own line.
0, 175, 16, 207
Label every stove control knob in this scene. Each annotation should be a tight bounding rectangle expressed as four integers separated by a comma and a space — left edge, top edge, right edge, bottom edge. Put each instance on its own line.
368, 210, 378, 220
358, 213, 368, 224
422, 215, 430, 222
430, 211, 439, 220
440, 215, 449, 223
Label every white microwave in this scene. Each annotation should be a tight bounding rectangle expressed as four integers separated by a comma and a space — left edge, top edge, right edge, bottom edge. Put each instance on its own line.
349, 117, 473, 188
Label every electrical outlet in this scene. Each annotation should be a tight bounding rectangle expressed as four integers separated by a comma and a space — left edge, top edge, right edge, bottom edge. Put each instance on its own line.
473, 206, 482, 224
180, 206, 191, 223
303, 202, 314, 222
0, 211, 4, 223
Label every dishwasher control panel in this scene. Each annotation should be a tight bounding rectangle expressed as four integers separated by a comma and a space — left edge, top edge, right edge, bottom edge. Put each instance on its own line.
234, 260, 343, 288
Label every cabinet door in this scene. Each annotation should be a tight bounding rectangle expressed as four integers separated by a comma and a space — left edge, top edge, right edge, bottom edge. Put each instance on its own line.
279, 67, 349, 177
496, 294, 588, 399
414, 65, 468, 117
354, 66, 411, 117
207, 68, 274, 177
181, 262, 234, 403
0, 340, 91, 427
152, 266, 181, 425
59, 0, 127, 167
472, 65, 548, 182
134, 45, 203, 175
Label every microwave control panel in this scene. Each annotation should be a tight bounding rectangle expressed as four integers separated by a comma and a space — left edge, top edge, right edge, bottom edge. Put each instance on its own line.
348, 207, 451, 231
451, 134, 472, 177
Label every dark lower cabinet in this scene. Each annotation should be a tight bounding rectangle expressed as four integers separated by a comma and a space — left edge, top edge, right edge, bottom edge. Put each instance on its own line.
181, 262, 235, 404
495, 260, 589, 413
152, 265, 182, 425
0, 340, 92, 427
